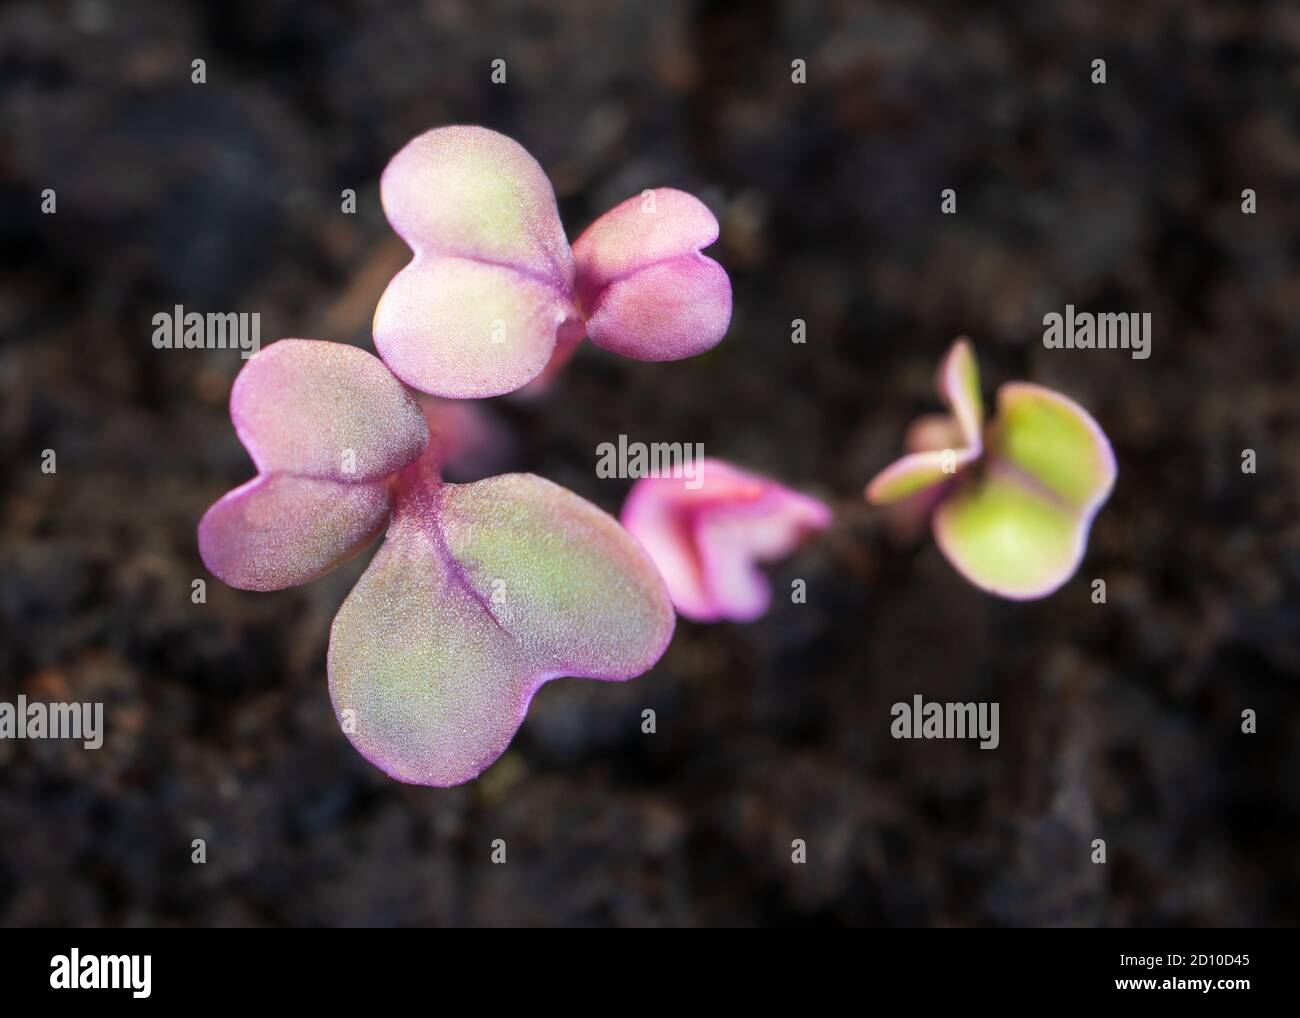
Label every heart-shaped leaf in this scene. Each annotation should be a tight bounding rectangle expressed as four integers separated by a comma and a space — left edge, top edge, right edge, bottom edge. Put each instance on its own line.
933, 383, 1116, 599
572, 188, 732, 361
373, 126, 580, 399
198, 339, 428, 591
328, 467, 674, 786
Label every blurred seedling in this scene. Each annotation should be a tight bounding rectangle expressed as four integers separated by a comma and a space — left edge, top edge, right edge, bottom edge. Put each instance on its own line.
622, 458, 831, 623
865, 338, 1116, 599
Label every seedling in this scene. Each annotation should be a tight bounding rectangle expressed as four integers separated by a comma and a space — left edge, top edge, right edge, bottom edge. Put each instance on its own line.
373, 125, 732, 398
621, 458, 831, 622
199, 339, 674, 786
865, 339, 1116, 599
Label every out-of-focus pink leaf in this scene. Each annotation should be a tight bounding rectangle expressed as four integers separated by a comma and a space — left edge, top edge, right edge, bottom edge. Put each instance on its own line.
621, 458, 831, 623
418, 396, 516, 481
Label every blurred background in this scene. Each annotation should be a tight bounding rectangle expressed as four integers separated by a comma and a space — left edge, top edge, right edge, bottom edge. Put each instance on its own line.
2, 0, 1298, 927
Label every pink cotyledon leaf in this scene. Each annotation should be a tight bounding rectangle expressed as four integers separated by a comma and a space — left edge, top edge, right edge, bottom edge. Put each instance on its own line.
198, 339, 428, 591
572, 188, 732, 361
372, 126, 580, 399
372, 127, 733, 397
417, 396, 516, 481
229, 338, 428, 482
621, 458, 831, 623
328, 461, 675, 787
198, 474, 392, 593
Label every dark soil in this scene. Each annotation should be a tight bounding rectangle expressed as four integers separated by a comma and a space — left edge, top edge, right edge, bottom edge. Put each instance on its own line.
1, 0, 1298, 927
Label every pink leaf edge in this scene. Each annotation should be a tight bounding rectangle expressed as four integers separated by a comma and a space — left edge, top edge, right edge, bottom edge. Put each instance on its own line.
622, 458, 831, 623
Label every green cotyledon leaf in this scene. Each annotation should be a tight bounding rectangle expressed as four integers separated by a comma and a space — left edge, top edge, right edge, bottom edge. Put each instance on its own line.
933, 382, 1116, 599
